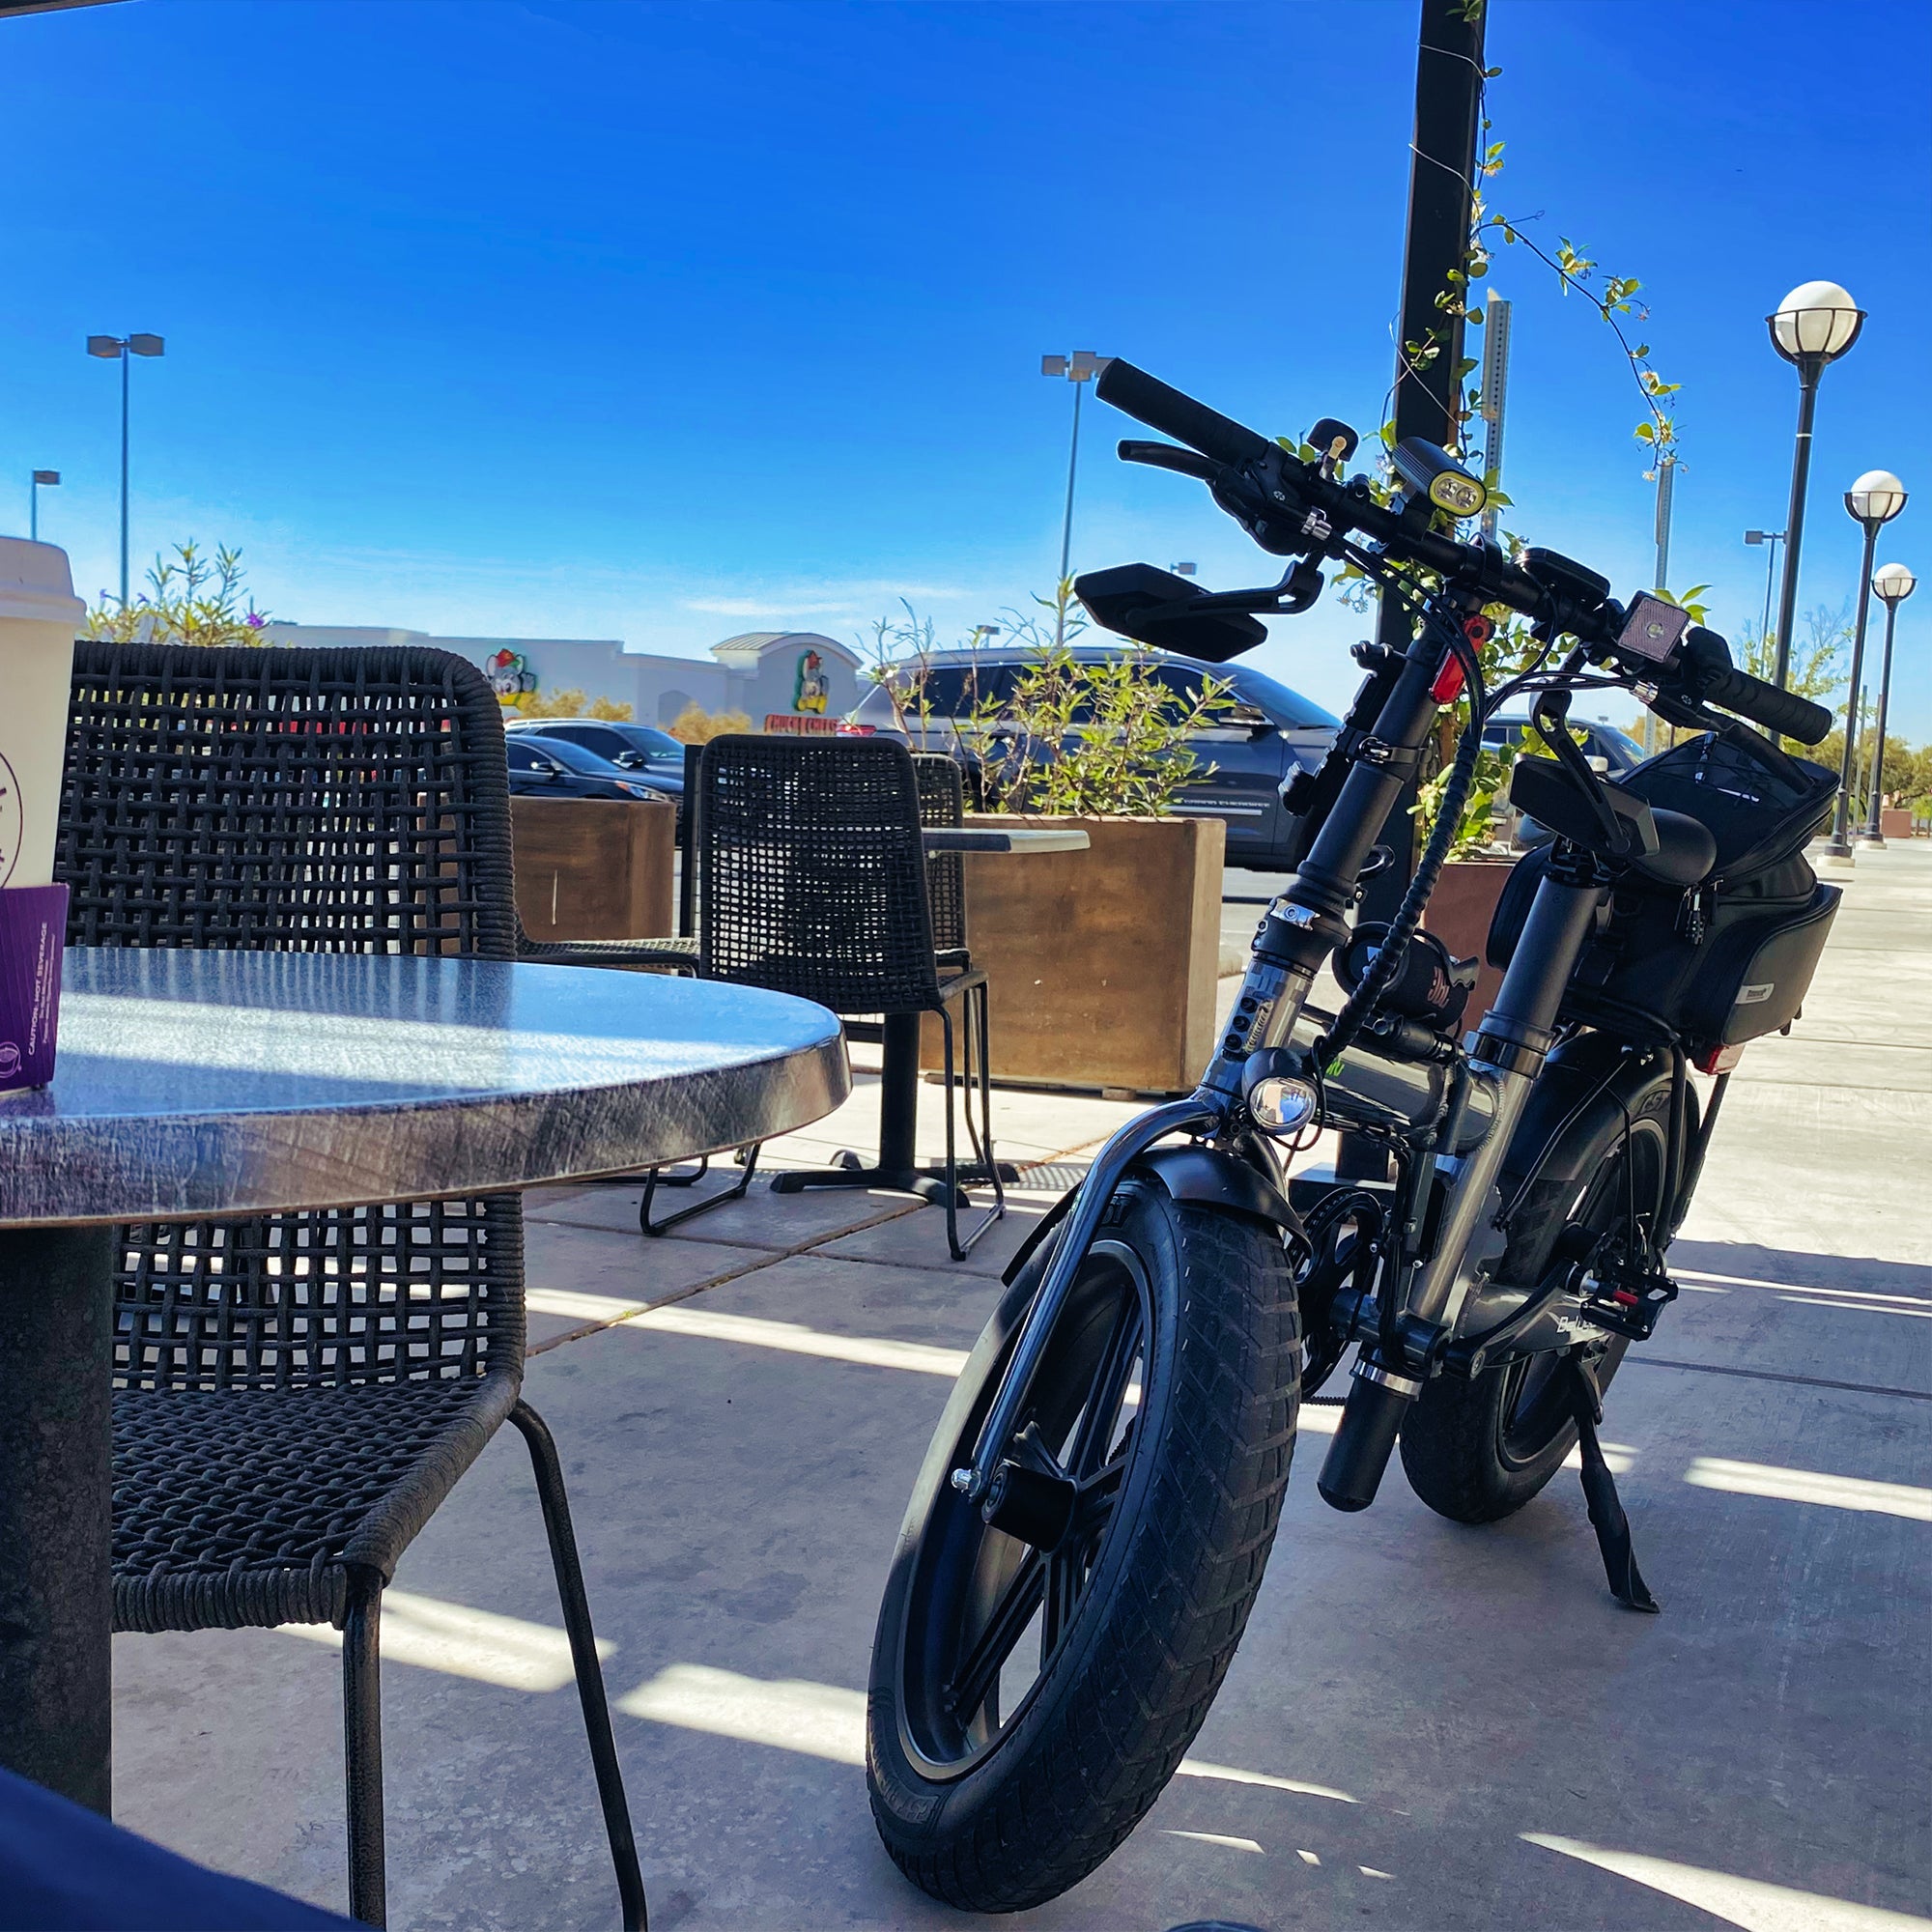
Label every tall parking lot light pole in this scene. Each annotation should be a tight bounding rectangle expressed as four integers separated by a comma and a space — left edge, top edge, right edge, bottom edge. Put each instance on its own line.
1041, 351, 1108, 644
1860, 561, 1916, 847
87, 332, 164, 608
1822, 469, 1907, 859
1745, 527, 1785, 647
30, 471, 60, 542
1766, 282, 1863, 689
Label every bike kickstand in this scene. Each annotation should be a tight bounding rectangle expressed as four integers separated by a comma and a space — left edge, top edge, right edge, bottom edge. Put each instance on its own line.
1568, 1355, 1660, 1615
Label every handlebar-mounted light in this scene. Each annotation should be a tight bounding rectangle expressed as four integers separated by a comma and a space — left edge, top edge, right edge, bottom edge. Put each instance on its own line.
1390, 438, 1488, 520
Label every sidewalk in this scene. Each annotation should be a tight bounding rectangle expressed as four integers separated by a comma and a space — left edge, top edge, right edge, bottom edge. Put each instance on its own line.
111, 848, 1932, 1931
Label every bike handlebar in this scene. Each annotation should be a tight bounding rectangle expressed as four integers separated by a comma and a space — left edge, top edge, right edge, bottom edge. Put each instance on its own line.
1690, 659, 1833, 746
1094, 359, 1274, 470
1095, 356, 1835, 747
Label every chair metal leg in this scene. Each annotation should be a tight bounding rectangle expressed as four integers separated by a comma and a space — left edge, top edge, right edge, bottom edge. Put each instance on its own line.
938, 1003, 1004, 1261
639, 1145, 761, 1236
342, 1570, 387, 1928
510, 1401, 649, 1932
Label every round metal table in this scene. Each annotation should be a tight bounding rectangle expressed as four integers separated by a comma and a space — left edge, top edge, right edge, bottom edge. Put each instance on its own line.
0, 947, 848, 1810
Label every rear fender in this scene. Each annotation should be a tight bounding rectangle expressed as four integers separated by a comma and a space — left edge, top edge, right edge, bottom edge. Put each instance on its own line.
1500, 1031, 1680, 1208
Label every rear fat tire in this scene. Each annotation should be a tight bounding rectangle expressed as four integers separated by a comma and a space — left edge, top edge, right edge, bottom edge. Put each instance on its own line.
1398, 1077, 1673, 1525
867, 1180, 1299, 1913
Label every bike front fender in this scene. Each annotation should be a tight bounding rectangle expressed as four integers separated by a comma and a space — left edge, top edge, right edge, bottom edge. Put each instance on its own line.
1002, 1144, 1302, 1289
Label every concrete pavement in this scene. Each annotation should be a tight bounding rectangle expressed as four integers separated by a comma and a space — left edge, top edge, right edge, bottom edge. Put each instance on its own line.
110, 847, 1932, 1931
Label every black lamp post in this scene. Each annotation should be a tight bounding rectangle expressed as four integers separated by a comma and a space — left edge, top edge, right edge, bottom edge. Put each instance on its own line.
1767, 282, 1864, 690
1822, 469, 1907, 859
1859, 562, 1917, 846
86, 332, 166, 609
1040, 351, 1109, 645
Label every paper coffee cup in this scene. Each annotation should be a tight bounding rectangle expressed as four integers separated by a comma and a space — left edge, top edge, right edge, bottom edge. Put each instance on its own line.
0, 540, 86, 891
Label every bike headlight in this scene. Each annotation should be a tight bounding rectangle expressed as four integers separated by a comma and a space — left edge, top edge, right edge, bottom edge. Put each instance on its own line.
1247, 1073, 1319, 1136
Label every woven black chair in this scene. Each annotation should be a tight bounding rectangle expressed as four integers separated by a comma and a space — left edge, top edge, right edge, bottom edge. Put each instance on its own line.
636, 746, 974, 1237
683, 734, 1001, 1259
57, 640, 647, 1932
912, 753, 970, 970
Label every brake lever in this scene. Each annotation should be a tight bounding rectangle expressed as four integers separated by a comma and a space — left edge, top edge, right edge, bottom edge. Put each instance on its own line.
1117, 440, 1222, 482
1532, 690, 1631, 855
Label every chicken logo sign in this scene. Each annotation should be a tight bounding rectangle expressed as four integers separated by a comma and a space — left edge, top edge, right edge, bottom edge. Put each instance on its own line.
794, 649, 829, 715
486, 649, 537, 697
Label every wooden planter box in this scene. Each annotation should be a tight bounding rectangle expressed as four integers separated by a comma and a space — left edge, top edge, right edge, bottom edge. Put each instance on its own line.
1421, 857, 1518, 1033
510, 796, 676, 941
923, 812, 1226, 1095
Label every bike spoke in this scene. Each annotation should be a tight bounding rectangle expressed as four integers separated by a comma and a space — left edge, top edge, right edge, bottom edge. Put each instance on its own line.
1065, 1294, 1143, 1480
1040, 1546, 1083, 1661
947, 1548, 1044, 1723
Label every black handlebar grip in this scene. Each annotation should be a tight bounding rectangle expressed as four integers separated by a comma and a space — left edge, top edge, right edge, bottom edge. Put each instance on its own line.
1700, 666, 1833, 745
1093, 358, 1273, 469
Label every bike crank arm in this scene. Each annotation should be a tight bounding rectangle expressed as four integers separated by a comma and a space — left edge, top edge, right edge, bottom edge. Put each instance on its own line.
952, 1094, 1221, 1504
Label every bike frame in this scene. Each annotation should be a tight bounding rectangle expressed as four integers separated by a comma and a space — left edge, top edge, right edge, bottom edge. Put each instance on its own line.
955, 592, 1642, 1511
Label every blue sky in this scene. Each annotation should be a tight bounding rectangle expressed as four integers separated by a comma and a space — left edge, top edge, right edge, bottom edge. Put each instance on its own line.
4, 0, 1928, 735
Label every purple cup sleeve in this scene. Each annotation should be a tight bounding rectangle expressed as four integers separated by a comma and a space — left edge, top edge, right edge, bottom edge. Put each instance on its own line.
0, 883, 68, 1093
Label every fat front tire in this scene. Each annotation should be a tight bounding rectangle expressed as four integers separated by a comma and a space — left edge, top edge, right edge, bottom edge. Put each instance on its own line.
867, 1179, 1299, 1913
1398, 1076, 1673, 1525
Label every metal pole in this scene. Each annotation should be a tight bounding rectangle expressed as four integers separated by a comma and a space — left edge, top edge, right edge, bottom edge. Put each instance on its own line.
1345, 0, 1484, 1186
119, 345, 130, 609
1360, 0, 1485, 929
1772, 363, 1821, 689
1638, 461, 1676, 756
1653, 458, 1675, 593
1055, 379, 1082, 647
1861, 601, 1898, 843
1478, 295, 1511, 545
1825, 519, 1880, 855
30, 477, 39, 543
1760, 532, 1782, 645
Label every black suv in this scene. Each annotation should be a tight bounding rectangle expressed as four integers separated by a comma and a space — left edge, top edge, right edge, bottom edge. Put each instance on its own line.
843, 646, 1338, 870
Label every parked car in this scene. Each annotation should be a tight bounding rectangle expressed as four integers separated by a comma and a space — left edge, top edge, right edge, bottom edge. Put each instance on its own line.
504, 731, 676, 803
1483, 714, 1645, 779
505, 719, 687, 809
842, 645, 1339, 869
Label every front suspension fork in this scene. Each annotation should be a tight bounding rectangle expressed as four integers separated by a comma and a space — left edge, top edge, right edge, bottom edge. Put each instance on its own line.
1316, 863, 1608, 1511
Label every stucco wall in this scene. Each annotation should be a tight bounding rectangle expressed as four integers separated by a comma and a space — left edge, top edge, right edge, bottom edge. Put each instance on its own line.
261, 624, 862, 726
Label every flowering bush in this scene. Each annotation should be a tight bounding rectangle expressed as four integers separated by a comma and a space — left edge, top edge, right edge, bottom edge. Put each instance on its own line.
87, 542, 270, 647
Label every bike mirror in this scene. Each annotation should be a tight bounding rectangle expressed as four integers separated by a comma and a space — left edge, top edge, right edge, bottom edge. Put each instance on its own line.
1074, 563, 1268, 664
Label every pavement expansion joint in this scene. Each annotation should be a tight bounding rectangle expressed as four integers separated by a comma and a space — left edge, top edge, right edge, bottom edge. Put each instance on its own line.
525, 1135, 1109, 1356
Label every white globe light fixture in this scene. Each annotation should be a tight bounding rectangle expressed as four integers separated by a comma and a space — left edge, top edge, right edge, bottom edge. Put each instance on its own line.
1768, 280, 1865, 363
1765, 280, 1868, 692
1873, 561, 1917, 605
1860, 561, 1918, 847
1826, 468, 1909, 857
1847, 469, 1908, 526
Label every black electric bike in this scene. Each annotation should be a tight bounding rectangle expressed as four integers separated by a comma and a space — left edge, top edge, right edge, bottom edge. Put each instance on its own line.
865, 361, 1844, 1913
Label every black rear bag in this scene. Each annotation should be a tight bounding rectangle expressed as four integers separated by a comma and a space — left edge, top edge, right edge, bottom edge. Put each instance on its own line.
1489, 732, 1841, 1053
